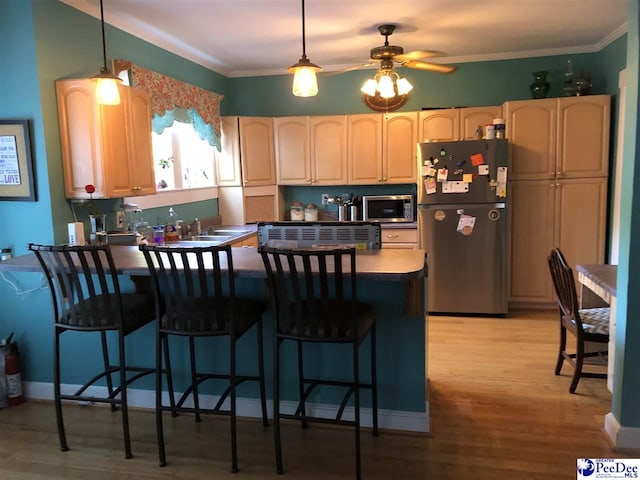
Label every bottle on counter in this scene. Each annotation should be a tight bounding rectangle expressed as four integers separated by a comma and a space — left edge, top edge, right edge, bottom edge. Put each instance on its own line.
190, 217, 202, 235
164, 207, 180, 242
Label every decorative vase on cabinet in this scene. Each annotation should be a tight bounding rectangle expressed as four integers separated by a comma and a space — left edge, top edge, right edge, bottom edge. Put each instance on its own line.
530, 71, 550, 99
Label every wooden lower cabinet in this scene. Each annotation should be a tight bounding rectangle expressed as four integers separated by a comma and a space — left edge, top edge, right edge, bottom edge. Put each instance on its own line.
509, 177, 608, 304
217, 185, 279, 225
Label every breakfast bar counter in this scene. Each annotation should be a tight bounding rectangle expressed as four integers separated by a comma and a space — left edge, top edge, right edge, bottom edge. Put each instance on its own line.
0, 246, 429, 433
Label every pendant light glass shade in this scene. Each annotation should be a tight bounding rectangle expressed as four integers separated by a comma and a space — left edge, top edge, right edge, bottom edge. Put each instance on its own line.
289, 0, 321, 97
289, 58, 320, 97
92, 0, 121, 105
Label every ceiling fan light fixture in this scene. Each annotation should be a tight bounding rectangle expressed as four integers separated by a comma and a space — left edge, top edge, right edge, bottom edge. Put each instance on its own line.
377, 74, 396, 98
396, 76, 413, 95
92, 0, 121, 105
289, 0, 321, 97
360, 78, 378, 96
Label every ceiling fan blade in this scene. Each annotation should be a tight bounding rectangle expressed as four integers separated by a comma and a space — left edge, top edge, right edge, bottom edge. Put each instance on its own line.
394, 50, 443, 61
326, 62, 377, 76
401, 60, 457, 74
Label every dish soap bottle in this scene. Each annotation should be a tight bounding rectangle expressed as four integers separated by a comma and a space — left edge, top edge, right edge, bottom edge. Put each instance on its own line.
165, 207, 180, 242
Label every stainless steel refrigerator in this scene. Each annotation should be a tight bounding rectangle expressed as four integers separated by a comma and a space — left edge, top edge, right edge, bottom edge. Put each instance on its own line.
417, 139, 509, 315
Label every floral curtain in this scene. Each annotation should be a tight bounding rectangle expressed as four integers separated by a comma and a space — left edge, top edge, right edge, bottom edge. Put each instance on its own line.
116, 60, 224, 147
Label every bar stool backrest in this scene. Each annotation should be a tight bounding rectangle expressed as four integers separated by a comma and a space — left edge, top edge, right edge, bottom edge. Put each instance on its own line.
29, 243, 123, 331
259, 246, 358, 341
139, 244, 235, 335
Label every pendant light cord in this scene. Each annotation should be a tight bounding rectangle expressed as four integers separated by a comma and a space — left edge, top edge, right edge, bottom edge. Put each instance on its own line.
99, 0, 108, 73
300, 0, 307, 60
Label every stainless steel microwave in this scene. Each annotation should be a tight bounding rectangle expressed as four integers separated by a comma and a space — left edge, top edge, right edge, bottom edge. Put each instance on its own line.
362, 195, 415, 223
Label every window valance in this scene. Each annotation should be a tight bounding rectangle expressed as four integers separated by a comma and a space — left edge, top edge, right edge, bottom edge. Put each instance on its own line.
114, 60, 224, 139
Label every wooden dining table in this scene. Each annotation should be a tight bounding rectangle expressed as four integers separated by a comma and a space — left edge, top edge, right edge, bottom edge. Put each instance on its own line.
575, 263, 617, 392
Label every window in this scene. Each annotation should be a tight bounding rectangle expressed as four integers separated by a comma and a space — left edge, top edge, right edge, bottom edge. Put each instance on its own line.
152, 120, 216, 191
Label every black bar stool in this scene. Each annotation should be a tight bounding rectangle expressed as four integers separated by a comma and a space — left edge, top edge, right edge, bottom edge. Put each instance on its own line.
259, 245, 378, 480
29, 243, 156, 458
140, 244, 269, 473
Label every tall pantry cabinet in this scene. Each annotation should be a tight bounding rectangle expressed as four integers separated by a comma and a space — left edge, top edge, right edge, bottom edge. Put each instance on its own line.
216, 116, 278, 224
505, 95, 610, 304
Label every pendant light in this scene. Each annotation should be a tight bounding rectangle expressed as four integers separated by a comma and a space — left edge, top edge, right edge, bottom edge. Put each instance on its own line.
91, 0, 121, 105
288, 0, 321, 97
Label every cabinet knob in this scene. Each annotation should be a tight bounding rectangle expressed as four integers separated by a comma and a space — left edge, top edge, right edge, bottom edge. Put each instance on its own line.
386, 234, 399, 239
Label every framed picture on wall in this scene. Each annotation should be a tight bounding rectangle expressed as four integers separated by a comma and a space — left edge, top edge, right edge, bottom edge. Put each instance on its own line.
0, 119, 36, 202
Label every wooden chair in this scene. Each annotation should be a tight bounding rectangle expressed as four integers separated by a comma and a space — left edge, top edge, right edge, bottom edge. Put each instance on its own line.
139, 244, 269, 473
259, 246, 378, 480
547, 248, 609, 393
28, 243, 155, 458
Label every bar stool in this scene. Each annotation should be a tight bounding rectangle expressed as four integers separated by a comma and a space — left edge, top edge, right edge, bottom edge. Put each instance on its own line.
139, 244, 269, 473
259, 245, 378, 480
28, 243, 156, 458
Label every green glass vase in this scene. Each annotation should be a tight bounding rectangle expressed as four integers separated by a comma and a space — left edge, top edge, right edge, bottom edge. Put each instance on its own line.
530, 71, 550, 99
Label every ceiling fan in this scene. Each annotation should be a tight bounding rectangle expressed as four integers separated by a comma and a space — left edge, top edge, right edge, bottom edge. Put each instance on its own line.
348, 24, 456, 112
365, 24, 456, 74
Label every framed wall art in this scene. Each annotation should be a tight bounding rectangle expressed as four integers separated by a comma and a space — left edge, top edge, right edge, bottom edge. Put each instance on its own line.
0, 119, 36, 201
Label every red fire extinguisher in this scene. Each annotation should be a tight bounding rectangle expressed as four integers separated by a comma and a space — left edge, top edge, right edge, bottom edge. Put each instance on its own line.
4, 333, 24, 406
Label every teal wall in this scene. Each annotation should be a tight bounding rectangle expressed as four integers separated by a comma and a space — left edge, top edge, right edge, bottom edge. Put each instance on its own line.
227, 54, 603, 116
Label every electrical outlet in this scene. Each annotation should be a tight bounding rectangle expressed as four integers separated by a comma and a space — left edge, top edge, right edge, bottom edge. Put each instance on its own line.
116, 211, 125, 229
321, 193, 329, 206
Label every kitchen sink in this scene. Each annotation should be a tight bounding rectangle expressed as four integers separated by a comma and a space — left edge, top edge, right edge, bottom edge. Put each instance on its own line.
208, 229, 251, 236
190, 235, 233, 242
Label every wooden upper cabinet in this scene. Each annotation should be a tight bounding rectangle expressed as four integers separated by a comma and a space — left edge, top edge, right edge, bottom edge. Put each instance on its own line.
459, 106, 502, 140
309, 115, 348, 185
556, 95, 610, 178
419, 106, 501, 142
274, 116, 310, 184
238, 117, 275, 186
217, 116, 242, 186
383, 112, 418, 184
348, 114, 383, 185
504, 98, 557, 180
505, 96, 610, 180
56, 79, 154, 199
418, 109, 458, 142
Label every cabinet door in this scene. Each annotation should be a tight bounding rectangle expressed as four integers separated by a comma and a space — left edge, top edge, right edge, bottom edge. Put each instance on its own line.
509, 179, 555, 303
460, 106, 502, 140
274, 117, 310, 185
239, 117, 275, 186
383, 112, 418, 184
124, 87, 155, 195
348, 114, 383, 184
555, 178, 608, 268
418, 109, 459, 142
56, 79, 106, 198
217, 116, 242, 186
556, 95, 610, 178
504, 99, 556, 180
310, 115, 348, 185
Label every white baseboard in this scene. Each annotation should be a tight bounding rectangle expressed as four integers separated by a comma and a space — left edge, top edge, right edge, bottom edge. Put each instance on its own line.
605, 412, 640, 450
24, 381, 429, 433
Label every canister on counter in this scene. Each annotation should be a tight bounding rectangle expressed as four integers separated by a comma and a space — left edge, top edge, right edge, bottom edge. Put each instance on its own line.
290, 201, 304, 221
0, 248, 11, 262
304, 203, 318, 221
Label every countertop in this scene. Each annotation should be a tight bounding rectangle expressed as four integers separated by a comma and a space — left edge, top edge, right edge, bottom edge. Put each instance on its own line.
0, 245, 426, 281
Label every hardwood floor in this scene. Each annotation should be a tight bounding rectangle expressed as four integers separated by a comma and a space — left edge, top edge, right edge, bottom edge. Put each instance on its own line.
0, 310, 622, 479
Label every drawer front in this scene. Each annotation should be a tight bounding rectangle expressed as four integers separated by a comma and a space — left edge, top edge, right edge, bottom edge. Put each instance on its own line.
381, 228, 418, 244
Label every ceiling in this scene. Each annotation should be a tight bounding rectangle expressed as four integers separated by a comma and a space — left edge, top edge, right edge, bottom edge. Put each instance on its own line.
61, 0, 628, 78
